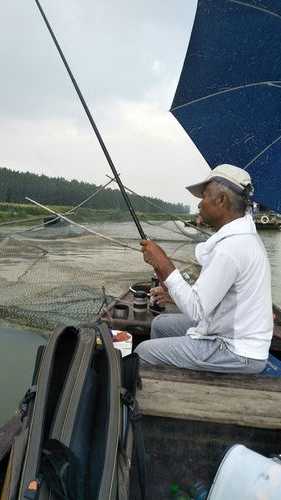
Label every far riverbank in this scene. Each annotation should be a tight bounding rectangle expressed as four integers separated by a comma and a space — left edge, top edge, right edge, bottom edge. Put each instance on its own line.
0, 202, 192, 224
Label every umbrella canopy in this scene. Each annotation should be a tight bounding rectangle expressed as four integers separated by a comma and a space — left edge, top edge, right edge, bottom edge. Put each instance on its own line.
171, 0, 281, 212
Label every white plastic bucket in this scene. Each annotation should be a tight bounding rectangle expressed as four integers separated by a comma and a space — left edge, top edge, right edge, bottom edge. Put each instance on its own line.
208, 444, 281, 500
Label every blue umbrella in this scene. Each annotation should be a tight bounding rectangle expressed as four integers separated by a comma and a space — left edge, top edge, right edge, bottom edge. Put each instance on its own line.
171, 0, 281, 212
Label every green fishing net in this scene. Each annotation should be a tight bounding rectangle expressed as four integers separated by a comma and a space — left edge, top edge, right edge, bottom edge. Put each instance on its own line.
0, 219, 199, 331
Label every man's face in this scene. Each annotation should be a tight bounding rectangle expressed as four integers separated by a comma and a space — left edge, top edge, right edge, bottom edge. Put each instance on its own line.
198, 182, 222, 227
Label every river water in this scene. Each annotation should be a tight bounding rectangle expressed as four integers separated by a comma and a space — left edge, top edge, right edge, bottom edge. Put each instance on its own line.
0, 221, 281, 425
0, 327, 47, 425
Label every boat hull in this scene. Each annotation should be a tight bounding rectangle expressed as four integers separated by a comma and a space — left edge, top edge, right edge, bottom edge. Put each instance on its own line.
130, 415, 281, 499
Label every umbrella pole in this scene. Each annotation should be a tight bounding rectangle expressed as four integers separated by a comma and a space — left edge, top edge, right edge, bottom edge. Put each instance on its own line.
34, 0, 146, 239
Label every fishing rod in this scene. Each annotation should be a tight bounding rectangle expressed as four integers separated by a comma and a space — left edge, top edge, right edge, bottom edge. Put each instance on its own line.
34, 0, 146, 239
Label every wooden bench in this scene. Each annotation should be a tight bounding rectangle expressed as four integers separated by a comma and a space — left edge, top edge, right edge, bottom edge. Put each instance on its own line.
102, 288, 281, 430
138, 365, 281, 430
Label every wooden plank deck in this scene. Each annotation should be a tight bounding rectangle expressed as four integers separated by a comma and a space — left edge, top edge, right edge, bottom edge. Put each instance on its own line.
138, 365, 281, 429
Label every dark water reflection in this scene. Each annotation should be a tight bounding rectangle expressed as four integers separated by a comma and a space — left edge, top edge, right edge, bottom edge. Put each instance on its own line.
0, 327, 46, 425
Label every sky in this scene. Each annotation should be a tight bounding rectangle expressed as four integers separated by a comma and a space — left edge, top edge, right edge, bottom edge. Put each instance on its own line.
0, 0, 209, 210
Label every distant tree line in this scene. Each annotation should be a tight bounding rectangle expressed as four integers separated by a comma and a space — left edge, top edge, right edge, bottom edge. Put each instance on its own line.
0, 167, 190, 214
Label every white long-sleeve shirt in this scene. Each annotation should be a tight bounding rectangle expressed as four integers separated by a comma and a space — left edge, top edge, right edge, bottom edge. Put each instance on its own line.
164, 214, 273, 360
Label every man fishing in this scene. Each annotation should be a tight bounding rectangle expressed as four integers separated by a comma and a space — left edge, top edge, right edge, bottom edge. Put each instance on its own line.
135, 164, 273, 373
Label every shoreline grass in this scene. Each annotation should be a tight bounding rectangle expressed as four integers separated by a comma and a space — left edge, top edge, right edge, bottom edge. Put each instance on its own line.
0, 202, 194, 224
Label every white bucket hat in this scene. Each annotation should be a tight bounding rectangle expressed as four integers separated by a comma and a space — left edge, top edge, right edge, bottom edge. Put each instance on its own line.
186, 164, 253, 198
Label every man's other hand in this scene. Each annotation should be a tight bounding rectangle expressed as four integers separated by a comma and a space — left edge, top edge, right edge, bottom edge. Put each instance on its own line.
150, 286, 174, 305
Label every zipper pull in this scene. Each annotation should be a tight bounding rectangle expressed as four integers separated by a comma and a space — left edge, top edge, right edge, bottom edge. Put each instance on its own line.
24, 478, 41, 499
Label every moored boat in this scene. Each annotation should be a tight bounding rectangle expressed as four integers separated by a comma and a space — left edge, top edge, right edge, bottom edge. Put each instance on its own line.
175, 215, 281, 238
254, 213, 281, 231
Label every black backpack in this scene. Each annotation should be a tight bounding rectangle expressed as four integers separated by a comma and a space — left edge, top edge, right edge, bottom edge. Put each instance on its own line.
0, 322, 146, 500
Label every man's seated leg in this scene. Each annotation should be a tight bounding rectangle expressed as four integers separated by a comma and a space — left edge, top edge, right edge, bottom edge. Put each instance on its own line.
135, 335, 266, 374
151, 313, 194, 339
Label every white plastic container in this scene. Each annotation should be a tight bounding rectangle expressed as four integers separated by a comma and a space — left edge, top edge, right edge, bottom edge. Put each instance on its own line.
208, 444, 281, 500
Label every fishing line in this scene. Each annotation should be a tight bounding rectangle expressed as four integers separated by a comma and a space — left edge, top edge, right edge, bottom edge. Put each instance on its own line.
34, 0, 146, 239
26, 196, 194, 266
106, 175, 211, 237
67, 177, 116, 214
0, 177, 115, 239
144, 220, 204, 242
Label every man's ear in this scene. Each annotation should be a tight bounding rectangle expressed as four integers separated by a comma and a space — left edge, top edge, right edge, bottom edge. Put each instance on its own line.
221, 192, 231, 209
217, 192, 226, 207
